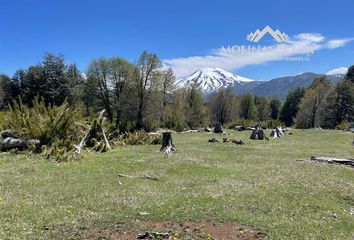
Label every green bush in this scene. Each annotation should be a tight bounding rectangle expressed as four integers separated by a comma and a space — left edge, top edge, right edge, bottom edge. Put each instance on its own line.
121, 130, 161, 145
165, 114, 187, 132
335, 120, 349, 130
225, 119, 257, 129
262, 119, 284, 129
225, 119, 284, 129
143, 119, 160, 132
1, 97, 84, 161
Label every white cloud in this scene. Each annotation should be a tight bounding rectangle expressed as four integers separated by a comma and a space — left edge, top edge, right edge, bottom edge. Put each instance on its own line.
163, 33, 353, 78
326, 67, 348, 75
294, 33, 325, 43
327, 38, 354, 49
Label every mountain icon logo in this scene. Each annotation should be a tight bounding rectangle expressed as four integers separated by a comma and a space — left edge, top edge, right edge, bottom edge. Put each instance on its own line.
247, 25, 289, 43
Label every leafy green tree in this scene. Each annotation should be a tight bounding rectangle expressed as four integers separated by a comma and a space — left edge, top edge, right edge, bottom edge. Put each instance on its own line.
0, 74, 11, 108
255, 96, 270, 121
135, 51, 162, 129
10, 54, 72, 106
333, 80, 354, 123
186, 83, 207, 128
279, 87, 305, 126
66, 63, 84, 104
86, 58, 114, 121
323, 68, 354, 127
208, 87, 233, 125
42, 53, 71, 105
295, 77, 331, 128
270, 96, 282, 120
156, 68, 176, 125
22, 65, 46, 105
110, 57, 137, 131
240, 93, 257, 120
165, 89, 188, 131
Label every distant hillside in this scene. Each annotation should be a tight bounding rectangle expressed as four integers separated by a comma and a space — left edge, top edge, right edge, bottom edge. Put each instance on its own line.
233, 72, 344, 100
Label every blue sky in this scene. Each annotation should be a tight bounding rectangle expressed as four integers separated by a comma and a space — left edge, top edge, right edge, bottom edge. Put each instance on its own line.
1, 0, 354, 80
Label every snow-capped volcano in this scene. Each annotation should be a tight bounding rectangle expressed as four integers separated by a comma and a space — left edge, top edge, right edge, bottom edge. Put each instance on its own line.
176, 67, 254, 93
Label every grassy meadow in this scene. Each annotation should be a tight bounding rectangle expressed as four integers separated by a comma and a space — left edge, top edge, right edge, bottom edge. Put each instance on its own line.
0, 129, 354, 239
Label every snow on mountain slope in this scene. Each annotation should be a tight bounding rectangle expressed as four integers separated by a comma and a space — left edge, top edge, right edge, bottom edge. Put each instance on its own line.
176, 67, 254, 93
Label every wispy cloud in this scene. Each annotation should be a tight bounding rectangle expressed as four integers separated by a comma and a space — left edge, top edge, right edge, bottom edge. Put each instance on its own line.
163, 33, 353, 78
326, 67, 348, 75
327, 38, 354, 49
294, 33, 325, 43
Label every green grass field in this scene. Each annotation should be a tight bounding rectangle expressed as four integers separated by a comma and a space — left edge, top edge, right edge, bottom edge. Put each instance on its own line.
1, 129, 354, 239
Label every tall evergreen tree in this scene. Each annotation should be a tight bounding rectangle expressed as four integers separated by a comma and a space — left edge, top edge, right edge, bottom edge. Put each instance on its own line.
345, 65, 354, 83
0, 74, 11, 108
269, 96, 282, 120
256, 96, 270, 121
66, 63, 84, 104
279, 87, 305, 126
42, 53, 71, 105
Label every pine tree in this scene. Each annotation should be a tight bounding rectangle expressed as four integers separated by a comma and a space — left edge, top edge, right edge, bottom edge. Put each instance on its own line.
345, 65, 354, 83
270, 96, 282, 120
42, 53, 71, 105
256, 96, 270, 121
279, 87, 305, 127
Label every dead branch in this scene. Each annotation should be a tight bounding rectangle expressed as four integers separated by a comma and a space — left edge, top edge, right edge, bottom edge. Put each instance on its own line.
118, 173, 159, 181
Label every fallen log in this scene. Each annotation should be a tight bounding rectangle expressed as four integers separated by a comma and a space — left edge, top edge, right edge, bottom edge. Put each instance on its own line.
310, 156, 354, 167
0, 137, 40, 151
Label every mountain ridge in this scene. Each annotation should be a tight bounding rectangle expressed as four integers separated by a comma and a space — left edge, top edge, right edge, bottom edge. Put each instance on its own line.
177, 68, 345, 100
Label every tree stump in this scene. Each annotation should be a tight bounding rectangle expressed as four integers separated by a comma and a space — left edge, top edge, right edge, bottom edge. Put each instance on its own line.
271, 126, 284, 138
250, 127, 266, 140
258, 129, 265, 140
250, 129, 258, 140
160, 132, 176, 154
214, 122, 224, 134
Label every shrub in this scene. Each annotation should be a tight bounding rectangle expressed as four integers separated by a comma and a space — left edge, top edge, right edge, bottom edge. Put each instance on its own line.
1, 97, 84, 161
165, 114, 187, 132
262, 119, 284, 129
335, 120, 349, 130
121, 130, 161, 145
225, 119, 257, 129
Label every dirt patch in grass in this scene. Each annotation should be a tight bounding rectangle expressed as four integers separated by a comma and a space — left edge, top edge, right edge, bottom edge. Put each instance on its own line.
107, 220, 266, 240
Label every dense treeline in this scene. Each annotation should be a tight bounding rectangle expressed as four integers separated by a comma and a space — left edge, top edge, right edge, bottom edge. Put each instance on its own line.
0, 52, 353, 131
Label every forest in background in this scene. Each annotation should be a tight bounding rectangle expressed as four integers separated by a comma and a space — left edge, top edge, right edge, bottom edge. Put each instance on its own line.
0, 52, 353, 133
